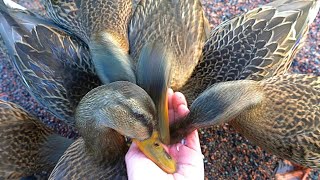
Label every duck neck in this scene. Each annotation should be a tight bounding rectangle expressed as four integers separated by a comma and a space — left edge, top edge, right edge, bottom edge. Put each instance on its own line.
170, 80, 265, 144
136, 42, 172, 143
39, 134, 74, 169
81, 119, 127, 165
89, 32, 136, 84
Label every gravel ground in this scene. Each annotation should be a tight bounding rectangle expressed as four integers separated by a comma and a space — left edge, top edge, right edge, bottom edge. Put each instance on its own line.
0, 0, 319, 179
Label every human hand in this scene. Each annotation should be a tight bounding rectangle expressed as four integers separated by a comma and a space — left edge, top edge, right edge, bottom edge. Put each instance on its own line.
125, 89, 204, 180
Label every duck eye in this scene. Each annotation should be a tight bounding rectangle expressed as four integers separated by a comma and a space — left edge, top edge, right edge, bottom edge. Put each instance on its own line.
154, 142, 160, 147
135, 113, 145, 119
134, 112, 148, 122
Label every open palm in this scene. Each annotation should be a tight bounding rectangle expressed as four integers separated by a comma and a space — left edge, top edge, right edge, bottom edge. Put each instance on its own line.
125, 89, 204, 180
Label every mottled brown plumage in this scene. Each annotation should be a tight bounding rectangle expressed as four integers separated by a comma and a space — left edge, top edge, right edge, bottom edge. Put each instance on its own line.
3, 0, 319, 177
129, 0, 210, 90
180, 0, 320, 104
42, 0, 132, 50
1, 1, 177, 177
0, 1, 101, 126
171, 74, 320, 170
4, 0, 210, 125
44, 0, 210, 88
41, 0, 136, 84
0, 100, 72, 179
169, 0, 320, 175
126, 0, 209, 143
49, 138, 127, 179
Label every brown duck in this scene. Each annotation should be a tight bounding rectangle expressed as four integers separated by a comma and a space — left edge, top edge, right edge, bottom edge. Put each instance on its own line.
169, 0, 320, 178
170, 74, 320, 178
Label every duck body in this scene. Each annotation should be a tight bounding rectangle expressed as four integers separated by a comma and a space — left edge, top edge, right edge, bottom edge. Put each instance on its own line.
43, 0, 210, 89
0, 100, 73, 179
0, 1, 130, 178
42, 0, 136, 84
43, 0, 132, 49
167, 0, 320, 174
129, 0, 210, 90
168, 1, 320, 169
49, 137, 127, 179
11, 0, 209, 127
231, 74, 320, 169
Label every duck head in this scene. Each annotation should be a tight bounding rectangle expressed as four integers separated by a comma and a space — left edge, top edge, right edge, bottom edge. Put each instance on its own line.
170, 80, 264, 144
76, 81, 176, 173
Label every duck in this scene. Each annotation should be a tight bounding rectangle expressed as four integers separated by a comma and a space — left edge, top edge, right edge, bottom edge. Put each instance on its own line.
48, 41, 177, 179
42, 0, 137, 84
49, 80, 177, 179
0, 99, 73, 179
41, 0, 319, 144
170, 73, 320, 179
0, 0, 176, 177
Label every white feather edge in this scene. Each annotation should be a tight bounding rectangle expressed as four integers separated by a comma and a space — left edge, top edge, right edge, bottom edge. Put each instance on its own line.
3, 0, 26, 10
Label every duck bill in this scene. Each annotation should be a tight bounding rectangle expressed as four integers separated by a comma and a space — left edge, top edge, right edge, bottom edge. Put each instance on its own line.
133, 131, 176, 174
158, 91, 170, 144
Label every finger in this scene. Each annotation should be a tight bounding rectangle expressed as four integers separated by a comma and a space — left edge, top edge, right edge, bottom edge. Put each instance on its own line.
168, 88, 176, 123
175, 104, 189, 120
167, 88, 174, 110
169, 109, 175, 123
168, 130, 201, 161
172, 92, 187, 112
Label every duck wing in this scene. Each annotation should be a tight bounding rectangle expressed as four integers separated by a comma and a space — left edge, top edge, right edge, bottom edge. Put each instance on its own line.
180, 0, 320, 103
0, 100, 53, 178
49, 138, 127, 179
42, 0, 136, 85
0, 100, 73, 178
0, 2, 101, 126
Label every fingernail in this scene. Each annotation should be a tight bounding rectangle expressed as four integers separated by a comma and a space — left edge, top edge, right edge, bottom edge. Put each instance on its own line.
181, 138, 186, 145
